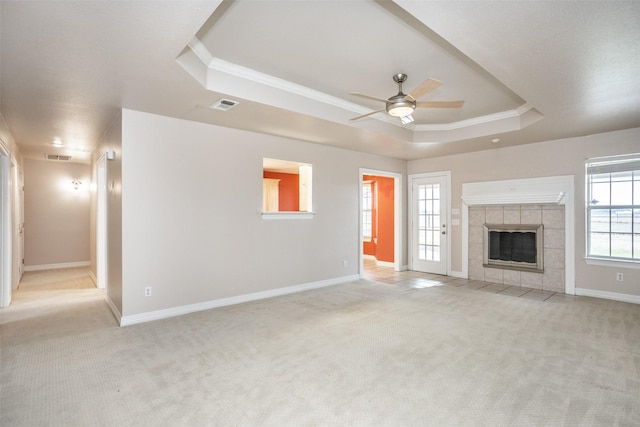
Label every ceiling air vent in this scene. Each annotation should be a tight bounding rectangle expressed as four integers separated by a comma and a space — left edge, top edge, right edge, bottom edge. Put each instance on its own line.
45, 154, 72, 161
210, 98, 239, 111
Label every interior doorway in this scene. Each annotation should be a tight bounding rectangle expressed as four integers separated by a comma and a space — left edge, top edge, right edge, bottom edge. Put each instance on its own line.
0, 141, 12, 308
11, 157, 24, 289
359, 169, 402, 276
96, 154, 107, 290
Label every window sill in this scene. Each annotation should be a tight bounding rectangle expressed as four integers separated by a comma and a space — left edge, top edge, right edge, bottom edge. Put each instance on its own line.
585, 257, 640, 270
261, 211, 315, 220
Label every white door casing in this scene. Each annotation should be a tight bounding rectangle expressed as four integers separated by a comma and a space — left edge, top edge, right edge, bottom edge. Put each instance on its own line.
0, 143, 11, 308
97, 154, 107, 290
359, 168, 403, 273
10, 158, 23, 289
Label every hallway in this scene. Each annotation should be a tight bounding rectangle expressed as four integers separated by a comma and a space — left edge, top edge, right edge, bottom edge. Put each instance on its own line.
2, 267, 112, 326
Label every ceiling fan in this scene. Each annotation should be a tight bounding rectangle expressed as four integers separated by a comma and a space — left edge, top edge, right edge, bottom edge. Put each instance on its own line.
349, 73, 464, 124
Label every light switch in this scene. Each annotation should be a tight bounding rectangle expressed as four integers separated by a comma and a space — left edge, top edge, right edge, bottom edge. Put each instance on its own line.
452, 208, 460, 215
451, 219, 460, 226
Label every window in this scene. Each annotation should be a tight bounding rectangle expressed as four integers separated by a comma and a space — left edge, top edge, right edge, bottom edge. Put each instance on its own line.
262, 158, 313, 217
586, 154, 640, 261
362, 181, 373, 241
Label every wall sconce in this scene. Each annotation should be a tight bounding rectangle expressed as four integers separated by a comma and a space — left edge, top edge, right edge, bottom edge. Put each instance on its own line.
71, 179, 82, 190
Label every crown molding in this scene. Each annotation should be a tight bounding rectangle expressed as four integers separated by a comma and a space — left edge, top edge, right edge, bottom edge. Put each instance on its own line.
179, 38, 542, 142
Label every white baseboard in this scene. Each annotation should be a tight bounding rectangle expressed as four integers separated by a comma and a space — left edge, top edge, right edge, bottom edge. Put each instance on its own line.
24, 261, 90, 272
399, 265, 409, 271
575, 288, 640, 305
449, 270, 466, 279
120, 274, 360, 327
105, 296, 123, 325
376, 260, 395, 268
363, 254, 395, 268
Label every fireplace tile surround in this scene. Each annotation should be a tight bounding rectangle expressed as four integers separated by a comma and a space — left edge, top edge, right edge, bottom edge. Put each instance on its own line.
468, 204, 566, 292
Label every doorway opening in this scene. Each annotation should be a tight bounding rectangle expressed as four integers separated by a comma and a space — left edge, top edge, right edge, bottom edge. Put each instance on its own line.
96, 154, 107, 290
359, 169, 402, 276
0, 142, 11, 307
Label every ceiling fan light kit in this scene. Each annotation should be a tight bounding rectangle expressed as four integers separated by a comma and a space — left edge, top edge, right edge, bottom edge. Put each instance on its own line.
350, 73, 464, 123
386, 99, 415, 117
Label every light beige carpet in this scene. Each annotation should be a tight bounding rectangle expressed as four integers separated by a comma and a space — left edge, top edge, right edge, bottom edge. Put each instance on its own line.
1, 269, 639, 426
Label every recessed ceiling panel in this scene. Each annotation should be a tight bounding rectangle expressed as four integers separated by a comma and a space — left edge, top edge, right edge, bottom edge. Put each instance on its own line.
196, 0, 525, 123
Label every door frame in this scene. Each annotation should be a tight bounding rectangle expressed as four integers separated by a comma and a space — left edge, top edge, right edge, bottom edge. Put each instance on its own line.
11, 156, 24, 289
0, 140, 12, 308
408, 171, 451, 275
96, 153, 107, 290
359, 168, 403, 274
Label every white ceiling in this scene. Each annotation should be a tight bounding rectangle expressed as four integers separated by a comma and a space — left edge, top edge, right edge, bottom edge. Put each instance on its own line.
1, 0, 639, 163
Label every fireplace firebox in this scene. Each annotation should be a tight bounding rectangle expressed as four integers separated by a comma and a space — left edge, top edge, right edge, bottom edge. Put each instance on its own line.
483, 224, 544, 272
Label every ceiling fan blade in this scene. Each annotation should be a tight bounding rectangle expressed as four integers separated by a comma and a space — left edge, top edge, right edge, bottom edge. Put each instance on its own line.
416, 100, 465, 108
406, 78, 441, 101
349, 92, 389, 104
349, 109, 386, 121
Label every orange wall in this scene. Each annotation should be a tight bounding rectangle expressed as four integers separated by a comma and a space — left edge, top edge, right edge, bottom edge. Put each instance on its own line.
363, 175, 394, 262
264, 171, 299, 211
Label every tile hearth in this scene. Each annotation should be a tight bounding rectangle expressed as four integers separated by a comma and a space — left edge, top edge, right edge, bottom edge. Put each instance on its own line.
363, 259, 570, 302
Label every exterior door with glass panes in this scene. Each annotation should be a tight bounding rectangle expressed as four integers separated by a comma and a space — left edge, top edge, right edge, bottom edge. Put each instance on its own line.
412, 175, 448, 274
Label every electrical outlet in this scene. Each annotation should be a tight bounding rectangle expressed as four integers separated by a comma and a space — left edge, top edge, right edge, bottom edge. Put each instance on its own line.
144, 286, 152, 297
616, 273, 624, 282
343, 260, 348, 268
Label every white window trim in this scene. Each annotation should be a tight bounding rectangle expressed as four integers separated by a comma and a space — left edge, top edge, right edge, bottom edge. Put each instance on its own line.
585, 153, 640, 262
584, 256, 640, 269
261, 212, 315, 220
262, 158, 313, 217
362, 181, 373, 242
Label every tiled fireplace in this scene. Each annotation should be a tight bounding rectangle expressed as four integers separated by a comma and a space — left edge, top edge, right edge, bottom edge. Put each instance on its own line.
461, 176, 575, 295
468, 204, 565, 292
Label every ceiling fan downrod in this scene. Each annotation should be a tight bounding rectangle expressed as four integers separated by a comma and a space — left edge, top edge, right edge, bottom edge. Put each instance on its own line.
393, 73, 408, 95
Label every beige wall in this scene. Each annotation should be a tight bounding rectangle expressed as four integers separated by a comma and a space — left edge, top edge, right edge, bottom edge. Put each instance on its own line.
119, 109, 406, 317
23, 158, 90, 267
94, 109, 638, 321
408, 127, 640, 297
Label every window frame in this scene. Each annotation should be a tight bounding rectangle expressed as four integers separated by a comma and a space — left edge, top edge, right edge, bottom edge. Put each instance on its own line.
585, 154, 640, 264
362, 181, 373, 242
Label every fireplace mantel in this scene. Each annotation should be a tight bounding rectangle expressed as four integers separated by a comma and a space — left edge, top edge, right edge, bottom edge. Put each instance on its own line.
462, 176, 569, 206
462, 192, 565, 206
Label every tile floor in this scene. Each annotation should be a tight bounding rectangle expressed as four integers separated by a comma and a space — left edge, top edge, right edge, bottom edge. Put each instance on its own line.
362, 258, 574, 303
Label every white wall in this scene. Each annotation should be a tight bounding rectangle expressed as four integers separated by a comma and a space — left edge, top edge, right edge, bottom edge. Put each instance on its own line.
119, 109, 406, 317
408, 126, 640, 298
0, 111, 22, 307
91, 112, 123, 316
23, 159, 90, 267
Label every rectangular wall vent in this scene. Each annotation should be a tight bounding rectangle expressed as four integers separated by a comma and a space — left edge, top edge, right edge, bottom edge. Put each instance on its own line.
210, 98, 239, 111
45, 154, 72, 161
